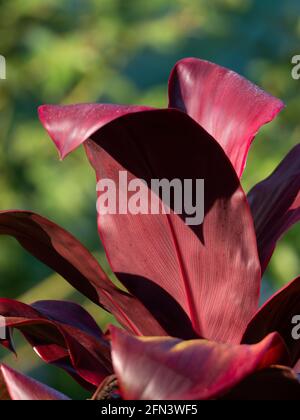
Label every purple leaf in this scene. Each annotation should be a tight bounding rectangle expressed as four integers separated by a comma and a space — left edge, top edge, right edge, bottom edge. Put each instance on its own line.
248, 144, 300, 273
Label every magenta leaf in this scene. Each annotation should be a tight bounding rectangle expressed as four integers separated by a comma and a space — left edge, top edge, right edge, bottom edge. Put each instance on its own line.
168, 58, 284, 177
0, 299, 112, 387
247, 144, 300, 273
0, 210, 165, 336
110, 327, 288, 400
39, 106, 261, 343
242, 276, 300, 366
0, 364, 70, 400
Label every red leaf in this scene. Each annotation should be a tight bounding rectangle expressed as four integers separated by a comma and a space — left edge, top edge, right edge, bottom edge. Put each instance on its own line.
0, 210, 165, 337
39, 106, 261, 343
0, 364, 70, 400
168, 58, 284, 177
0, 299, 111, 387
248, 144, 300, 273
38, 103, 152, 159
110, 327, 288, 400
242, 276, 300, 366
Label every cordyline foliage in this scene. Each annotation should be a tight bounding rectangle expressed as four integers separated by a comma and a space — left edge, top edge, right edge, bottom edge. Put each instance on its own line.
0, 58, 300, 401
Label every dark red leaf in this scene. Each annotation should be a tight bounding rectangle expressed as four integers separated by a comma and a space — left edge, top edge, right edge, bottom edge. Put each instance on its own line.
0, 299, 112, 387
110, 326, 288, 400
248, 144, 300, 273
0, 364, 70, 400
222, 366, 300, 400
0, 210, 165, 337
242, 276, 300, 366
168, 58, 284, 177
39, 106, 261, 343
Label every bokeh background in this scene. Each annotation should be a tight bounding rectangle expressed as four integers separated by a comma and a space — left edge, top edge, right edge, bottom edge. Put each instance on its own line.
0, 0, 299, 399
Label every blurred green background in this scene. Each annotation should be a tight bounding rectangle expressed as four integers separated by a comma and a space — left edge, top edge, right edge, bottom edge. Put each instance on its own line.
0, 0, 299, 399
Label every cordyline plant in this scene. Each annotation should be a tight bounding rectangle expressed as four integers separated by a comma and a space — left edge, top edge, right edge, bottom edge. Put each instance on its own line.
0, 58, 299, 401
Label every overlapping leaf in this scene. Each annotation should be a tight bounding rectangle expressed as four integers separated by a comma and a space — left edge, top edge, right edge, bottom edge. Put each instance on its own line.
0, 299, 111, 388
242, 277, 300, 366
0, 211, 165, 336
248, 144, 300, 273
0, 56, 298, 401
168, 58, 284, 177
222, 366, 300, 400
39, 106, 261, 343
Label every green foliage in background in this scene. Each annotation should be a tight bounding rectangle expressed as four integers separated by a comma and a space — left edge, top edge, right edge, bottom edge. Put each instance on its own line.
0, 0, 299, 398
